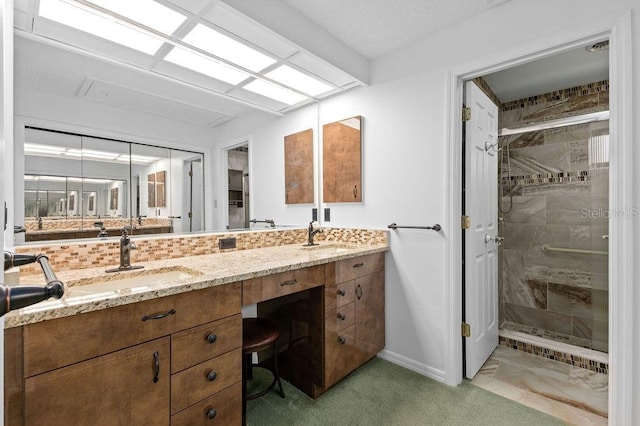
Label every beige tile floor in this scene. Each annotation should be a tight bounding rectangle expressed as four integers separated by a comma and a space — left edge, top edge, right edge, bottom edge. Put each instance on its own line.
471, 346, 608, 426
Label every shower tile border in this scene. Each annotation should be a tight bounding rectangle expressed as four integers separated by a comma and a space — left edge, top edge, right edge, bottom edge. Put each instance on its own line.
499, 328, 608, 375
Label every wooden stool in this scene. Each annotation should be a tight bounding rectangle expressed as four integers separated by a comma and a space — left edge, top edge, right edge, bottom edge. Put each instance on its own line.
242, 318, 285, 420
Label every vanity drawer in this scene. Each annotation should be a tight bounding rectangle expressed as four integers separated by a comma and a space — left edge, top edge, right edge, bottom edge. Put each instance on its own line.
24, 282, 241, 377
335, 253, 384, 283
329, 303, 355, 332
242, 265, 324, 305
171, 314, 242, 373
171, 348, 241, 414
171, 382, 242, 426
325, 281, 355, 311
325, 324, 357, 387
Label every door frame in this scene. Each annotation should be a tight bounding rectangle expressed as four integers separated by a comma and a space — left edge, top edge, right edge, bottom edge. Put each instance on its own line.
444, 11, 633, 424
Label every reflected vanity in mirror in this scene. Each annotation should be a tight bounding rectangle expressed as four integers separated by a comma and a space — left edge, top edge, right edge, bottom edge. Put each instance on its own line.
22, 127, 204, 242
322, 116, 362, 203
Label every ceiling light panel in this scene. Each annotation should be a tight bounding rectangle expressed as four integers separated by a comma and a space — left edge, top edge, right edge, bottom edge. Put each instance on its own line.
85, 0, 187, 35
182, 24, 276, 72
38, 0, 164, 55
164, 47, 250, 85
266, 65, 332, 96
243, 79, 308, 106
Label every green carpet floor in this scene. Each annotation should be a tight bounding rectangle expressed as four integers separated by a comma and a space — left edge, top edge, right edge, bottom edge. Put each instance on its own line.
246, 357, 567, 426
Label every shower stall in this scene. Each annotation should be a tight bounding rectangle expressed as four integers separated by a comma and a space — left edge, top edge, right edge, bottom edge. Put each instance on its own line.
497, 81, 610, 355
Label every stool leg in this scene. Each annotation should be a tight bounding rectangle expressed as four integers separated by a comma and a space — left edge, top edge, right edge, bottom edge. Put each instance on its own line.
273, 346, 285, 398
245, 353, 254, 381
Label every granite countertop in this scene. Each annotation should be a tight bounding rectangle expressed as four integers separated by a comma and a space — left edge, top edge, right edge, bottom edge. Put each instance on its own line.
5, 241, 388, 328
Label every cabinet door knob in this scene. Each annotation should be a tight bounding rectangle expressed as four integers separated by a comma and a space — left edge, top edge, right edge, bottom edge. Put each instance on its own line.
207, 408, 218, 420
356, 284, 363, 300
337, 289, 346, 296
337, 313, 346, 320
207, 371, 218, 382
353, 184, 358, 198
207, 408, 217, 420
337, 336, 346, 344
206, 333, 217, 344
353, 262, 364, 268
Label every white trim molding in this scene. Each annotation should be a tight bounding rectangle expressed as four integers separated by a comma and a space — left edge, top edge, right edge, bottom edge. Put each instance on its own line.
445, 11, 634, 424
378, 350, 446, 383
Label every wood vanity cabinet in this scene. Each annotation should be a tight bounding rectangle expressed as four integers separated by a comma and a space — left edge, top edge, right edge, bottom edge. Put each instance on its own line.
4, 282, 242, 426
322, 252, 385, 391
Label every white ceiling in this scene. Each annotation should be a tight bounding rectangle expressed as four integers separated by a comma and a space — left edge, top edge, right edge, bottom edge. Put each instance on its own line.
12, 0, 610, 127
484, 43, 610, 102
283, 0, 512, 59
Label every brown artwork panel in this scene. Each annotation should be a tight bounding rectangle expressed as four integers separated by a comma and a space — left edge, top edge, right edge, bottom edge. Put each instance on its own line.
323, 116, 362, 203
284, 128, 314, 204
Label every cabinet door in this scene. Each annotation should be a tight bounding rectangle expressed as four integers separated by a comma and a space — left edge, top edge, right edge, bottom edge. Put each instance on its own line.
24, 337, 170, 426
355, 271, 385, 366
322, 116, 362, 203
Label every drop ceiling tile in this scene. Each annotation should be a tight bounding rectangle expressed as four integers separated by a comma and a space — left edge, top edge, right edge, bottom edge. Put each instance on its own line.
288, 52, 357, 88
203, 3, 298, 60
226, 87, 290, 112
152, 60, 236, 94
80, 79, 233, 127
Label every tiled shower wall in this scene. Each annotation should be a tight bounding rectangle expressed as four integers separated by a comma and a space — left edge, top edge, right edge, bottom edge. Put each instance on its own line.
497, 80, 609, 353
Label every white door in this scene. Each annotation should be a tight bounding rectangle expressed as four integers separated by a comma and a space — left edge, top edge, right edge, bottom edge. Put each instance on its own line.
464, 81, 499, 379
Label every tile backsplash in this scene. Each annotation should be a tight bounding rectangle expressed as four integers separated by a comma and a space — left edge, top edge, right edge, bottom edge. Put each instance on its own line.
15, 227, 388, 276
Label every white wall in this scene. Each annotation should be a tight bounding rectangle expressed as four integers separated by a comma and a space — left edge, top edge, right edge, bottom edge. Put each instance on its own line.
214, 105, 319, 229
215, 0, 640, 420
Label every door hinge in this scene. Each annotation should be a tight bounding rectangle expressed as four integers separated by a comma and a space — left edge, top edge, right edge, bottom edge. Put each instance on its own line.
188, 212, 192, 219
461, 323, 471, 338
461, 215, 471, 229
462, 107, 471, 122
188, 170, 193, 177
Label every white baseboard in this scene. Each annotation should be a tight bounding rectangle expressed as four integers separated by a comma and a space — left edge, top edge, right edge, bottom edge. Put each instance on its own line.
377, 350, 446, 383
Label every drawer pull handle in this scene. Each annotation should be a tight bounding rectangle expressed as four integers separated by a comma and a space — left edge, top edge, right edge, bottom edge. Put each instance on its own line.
337, 313, 346, 320
142, 308, 176, 322
280, 278, 298, 286
353, 262, 364, 268
152, 351, 160, 383
206, 333, 218, 344
337, 289, 346, 296
207, 408, 217, 420
337, 336, 346, 344
207, 371, 218, 382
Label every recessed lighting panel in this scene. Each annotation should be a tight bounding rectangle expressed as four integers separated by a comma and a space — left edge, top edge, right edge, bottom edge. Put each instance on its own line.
85, 0, 186, 35
183, 24, 276, 72
266, 65, 333, 96
39, 0, 164, 54
164, 47, 250, 85
243, 79, 308, 106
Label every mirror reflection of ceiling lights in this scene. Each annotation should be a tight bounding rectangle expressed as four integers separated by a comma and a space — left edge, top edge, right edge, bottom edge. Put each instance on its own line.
24, 143, 160, 165
32, 0, 353, 111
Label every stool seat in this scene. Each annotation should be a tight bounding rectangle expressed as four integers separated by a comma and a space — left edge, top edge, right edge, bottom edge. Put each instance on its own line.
243, 318, 279, 353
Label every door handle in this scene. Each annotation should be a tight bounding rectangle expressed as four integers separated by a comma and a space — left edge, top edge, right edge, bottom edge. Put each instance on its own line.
484, 234, 492, 244
494, 236, 504, 246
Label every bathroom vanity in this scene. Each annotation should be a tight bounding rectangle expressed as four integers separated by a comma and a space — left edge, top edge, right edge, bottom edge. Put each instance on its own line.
4, 234, 387, 425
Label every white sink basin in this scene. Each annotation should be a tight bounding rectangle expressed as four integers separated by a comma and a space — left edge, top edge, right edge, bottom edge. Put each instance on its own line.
300, 243, 354, 254
67, 267, 199, 293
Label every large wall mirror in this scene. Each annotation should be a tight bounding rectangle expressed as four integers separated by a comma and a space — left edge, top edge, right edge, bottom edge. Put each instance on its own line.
21, 127, 204, 242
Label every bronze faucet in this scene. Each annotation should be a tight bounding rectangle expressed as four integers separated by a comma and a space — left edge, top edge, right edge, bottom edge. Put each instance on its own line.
106, 228, 144, 272
306, 221, 323, 246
